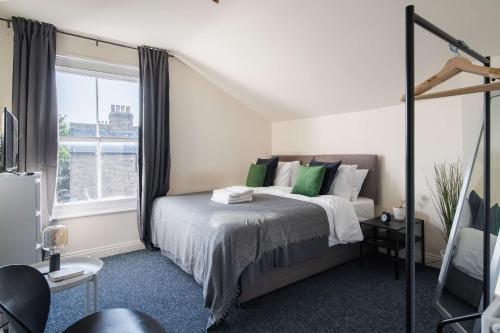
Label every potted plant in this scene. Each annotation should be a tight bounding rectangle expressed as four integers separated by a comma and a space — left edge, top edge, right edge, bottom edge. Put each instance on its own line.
393, 200, 406, 220
427, 160, 463, 249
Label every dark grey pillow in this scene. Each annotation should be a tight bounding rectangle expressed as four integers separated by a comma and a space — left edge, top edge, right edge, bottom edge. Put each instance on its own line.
468, 190, 500, 235
256, 157, 279, 187
309, 160, 342, 195
469, 190, 482, 229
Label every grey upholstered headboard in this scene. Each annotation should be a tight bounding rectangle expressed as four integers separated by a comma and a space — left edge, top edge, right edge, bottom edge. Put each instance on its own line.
276, 154, 379, 204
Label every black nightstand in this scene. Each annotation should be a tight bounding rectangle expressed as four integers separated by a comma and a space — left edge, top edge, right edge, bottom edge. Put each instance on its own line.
359, 216, 425, 280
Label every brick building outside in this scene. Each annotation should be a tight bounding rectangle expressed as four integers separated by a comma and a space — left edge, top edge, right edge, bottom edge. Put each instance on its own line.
58, 104, 138, 203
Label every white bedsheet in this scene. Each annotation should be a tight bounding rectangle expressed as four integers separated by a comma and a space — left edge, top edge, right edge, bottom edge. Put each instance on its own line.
352, 197, 375, 221
254, 186, 363, 247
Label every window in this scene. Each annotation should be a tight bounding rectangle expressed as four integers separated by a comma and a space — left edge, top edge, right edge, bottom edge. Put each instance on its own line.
54, 57, 139, 218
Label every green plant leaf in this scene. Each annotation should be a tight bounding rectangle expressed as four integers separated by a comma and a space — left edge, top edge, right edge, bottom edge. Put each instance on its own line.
426, 160, 463, 242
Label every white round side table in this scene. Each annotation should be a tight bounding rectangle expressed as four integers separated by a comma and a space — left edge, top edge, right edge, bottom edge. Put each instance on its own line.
31, 256, 104, 314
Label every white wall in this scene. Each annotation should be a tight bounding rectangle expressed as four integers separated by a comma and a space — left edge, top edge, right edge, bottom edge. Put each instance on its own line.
169, 57, 271, 195
0, 25, 271, 257
272, 97, 464, 258
461, 57, 500, 202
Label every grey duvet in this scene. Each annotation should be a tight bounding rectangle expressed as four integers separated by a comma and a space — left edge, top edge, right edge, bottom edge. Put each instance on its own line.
151, 192, 330, 329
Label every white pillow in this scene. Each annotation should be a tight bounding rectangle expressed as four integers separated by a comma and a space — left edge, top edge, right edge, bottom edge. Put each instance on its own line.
350, 169, 369, 201
288, 161, 301, 186
274, 161, 300, 186
330, 164, 357, 200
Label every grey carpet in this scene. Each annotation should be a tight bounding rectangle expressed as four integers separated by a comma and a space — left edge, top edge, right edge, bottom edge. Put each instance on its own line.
45, 250, 449, 333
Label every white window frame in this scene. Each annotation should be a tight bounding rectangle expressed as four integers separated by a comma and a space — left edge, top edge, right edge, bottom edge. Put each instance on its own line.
53, 56, 139, 220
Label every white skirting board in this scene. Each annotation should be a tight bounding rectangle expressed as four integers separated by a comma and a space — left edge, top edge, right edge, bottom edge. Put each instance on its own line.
62, 240, 145, 259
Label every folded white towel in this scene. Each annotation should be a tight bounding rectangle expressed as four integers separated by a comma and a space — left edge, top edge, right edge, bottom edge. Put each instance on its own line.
213, 186, 254, 199
211, 193, 252, 204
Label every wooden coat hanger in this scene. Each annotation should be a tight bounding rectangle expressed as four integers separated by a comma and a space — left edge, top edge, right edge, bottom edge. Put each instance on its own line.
401, 56, 500, 101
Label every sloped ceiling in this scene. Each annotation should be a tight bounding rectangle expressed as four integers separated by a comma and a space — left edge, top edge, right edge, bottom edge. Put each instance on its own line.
0, 0, 499, 121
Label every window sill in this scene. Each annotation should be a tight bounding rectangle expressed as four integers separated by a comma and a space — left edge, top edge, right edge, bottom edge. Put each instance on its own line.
53, 197, 136, 220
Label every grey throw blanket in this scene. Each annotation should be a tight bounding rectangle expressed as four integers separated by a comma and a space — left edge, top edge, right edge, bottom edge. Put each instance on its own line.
151, 192, 330, 329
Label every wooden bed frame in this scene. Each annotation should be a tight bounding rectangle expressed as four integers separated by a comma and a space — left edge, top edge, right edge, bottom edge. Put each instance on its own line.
239, 154, 379, 303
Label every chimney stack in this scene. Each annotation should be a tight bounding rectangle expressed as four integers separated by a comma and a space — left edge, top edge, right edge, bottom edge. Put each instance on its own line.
108, 104, 133, 132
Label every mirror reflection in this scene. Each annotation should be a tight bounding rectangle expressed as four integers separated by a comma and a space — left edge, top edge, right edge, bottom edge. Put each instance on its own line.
436, 95, 500, 332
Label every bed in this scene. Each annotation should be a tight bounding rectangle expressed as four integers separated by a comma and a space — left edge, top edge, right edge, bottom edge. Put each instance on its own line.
151, 154, 379, 328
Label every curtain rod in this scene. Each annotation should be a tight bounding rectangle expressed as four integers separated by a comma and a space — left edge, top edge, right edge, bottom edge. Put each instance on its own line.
0, 17, 174, 57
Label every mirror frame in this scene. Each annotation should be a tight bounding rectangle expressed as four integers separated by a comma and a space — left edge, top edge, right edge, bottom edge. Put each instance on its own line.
434, 123, 500, 332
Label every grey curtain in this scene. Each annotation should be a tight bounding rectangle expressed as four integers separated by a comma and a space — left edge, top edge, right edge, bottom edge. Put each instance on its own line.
137, 46, 170, 249
12, 17, 58, 227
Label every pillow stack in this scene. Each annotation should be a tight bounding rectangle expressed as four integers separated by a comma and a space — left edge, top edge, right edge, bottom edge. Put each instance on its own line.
293, 159, 369, 200
246, 157, 280, 187
256, 157, 279, 186
309, 160, 341, 195
246, 157, 302, 188
245, 156, 370, 200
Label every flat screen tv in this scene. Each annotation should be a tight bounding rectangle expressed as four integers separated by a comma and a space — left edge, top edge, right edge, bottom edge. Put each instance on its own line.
0, 107, 19, 173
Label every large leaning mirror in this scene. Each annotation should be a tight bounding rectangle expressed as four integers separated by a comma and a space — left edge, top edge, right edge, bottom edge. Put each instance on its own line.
435, 94, 500, 332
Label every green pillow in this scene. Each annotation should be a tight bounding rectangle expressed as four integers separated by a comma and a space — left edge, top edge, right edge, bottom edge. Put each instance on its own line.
246, 164, 266, 187
291, 165, 326, 197
491, 204, 500, 236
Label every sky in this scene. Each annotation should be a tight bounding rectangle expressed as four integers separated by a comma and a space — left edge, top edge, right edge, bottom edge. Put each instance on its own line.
56, 71, 139, 126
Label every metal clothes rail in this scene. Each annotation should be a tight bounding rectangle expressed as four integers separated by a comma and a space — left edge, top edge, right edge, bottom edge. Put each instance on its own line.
405, 5, 491, 333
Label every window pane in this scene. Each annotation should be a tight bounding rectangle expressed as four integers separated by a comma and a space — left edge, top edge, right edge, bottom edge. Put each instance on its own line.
97, 78, 139, 139
56, 142, 98, 203
100, 142, 138, 199
56, 67, 139, 205
56, 71, 97, 137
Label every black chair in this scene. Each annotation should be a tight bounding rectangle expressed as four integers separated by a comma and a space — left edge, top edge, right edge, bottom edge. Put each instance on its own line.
0, 265, 50, 332
0, 265, 166, 333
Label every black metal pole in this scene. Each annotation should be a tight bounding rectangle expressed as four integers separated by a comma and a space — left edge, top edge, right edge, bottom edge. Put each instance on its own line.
483, 56, 491, 308
436, 312, 483, 333
413, 14, 489, 65
0, 16, 174, 57
405, 5, 416, 333
408, 6, 491, 332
